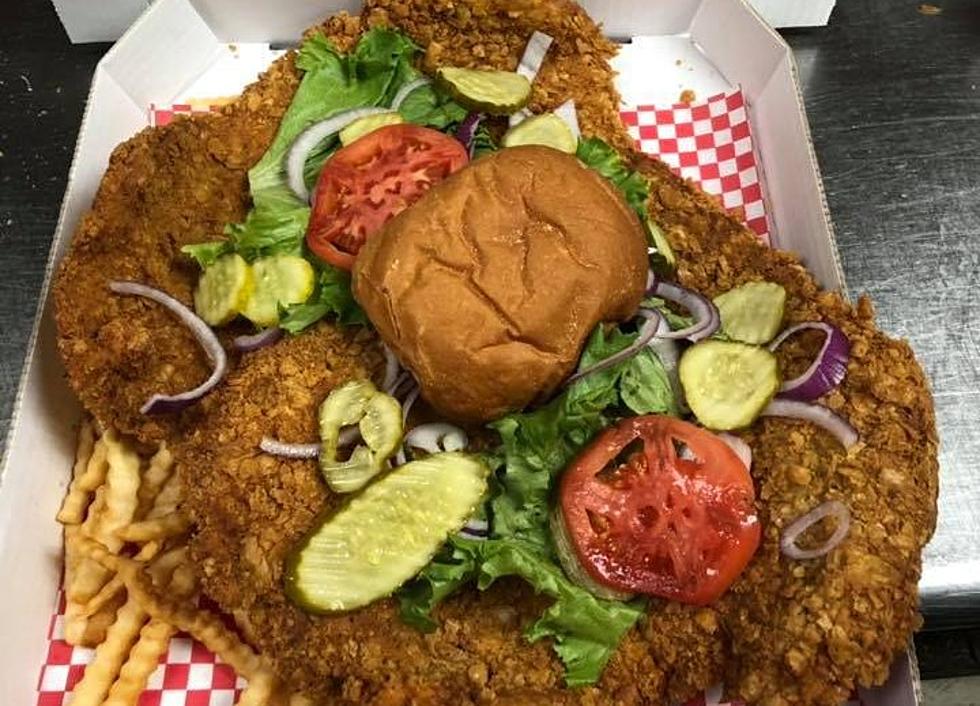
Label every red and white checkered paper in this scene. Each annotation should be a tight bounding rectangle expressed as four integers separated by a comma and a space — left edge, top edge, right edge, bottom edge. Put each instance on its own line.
37, 92, 782, 706
620, 90, 770, 243
37, 589, 245, 706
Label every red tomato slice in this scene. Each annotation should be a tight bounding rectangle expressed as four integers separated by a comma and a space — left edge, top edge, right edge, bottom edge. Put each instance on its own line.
559, 415, 761, 605
306, 124, 468, 269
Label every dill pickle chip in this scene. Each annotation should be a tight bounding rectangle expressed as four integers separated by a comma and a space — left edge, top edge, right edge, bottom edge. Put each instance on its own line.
436, 66, 531, 115
339, 112, 404, 146
286, 452, 489, 612
679, 340, 780, 430
713, 281, 787, 345
242, 255, 315, 328
502, 113, 576, 153
318, 380, 403, 493
193, 253, 253, 326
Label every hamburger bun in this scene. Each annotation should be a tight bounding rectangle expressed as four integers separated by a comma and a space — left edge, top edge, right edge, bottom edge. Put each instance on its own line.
353, 145, 648, 421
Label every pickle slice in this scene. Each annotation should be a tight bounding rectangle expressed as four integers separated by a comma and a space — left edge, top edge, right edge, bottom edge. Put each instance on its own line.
501, 113, 577, 153
679, 340, 780, 430
242, 255, 315, 328
193, 253, 253, 326
286, 452, 489, 612
436, 66, 531, 115
319, 380, 403, 493
339, 112, 404, 146
713, 281, 786, 345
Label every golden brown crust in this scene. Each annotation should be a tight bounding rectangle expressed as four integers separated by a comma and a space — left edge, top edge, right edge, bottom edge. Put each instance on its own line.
54, 1, 938, 704
634, 152, 939, 705
52, 54, 300, 444
352, 145, 648, 422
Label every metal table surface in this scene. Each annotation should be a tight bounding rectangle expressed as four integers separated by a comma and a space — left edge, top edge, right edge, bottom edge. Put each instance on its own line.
1, 0, 979, 677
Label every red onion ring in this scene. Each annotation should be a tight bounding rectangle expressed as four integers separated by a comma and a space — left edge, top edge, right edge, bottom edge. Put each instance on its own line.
259, 437, 320, 459
109, 281, 228, 415
769, 322, 850, 401
717, 432, 752, 469
405, 423, 468, 454
455, 113, 483, 158
460, 517, 490, 540
286, 106, 392, 202
381, 344, 401, 394
391, 77, 432, 111
233, 327, 283, 353
564, 309, 663, 388
646, 275, 720, 342
260, 426, 359, 460
761, 398, 859, 450
516, 30, 553, 82
780, 499, 851, 560
648, 316, 685, 409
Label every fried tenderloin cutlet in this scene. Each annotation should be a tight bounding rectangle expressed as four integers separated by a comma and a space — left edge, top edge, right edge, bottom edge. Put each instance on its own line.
52, 55, 300, 445
53, 0, 937, 702
180, 211, 937, 706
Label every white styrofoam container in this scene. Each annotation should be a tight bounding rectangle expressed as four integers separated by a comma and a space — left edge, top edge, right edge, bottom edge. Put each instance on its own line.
4, 1, 907, 704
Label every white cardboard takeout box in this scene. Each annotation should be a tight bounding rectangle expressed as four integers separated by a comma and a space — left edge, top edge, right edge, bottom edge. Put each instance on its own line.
3, 1, 912, 704
49, 0, 837, 42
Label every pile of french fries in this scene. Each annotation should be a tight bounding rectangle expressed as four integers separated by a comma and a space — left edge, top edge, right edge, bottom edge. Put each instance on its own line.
56, 420, 311, 706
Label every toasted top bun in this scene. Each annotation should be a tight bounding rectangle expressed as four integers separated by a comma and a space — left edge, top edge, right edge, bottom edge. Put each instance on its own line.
353, 145, 649, 422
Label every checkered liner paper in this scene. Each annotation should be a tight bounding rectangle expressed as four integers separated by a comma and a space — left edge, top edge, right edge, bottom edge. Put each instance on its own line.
36, 90, 801, 706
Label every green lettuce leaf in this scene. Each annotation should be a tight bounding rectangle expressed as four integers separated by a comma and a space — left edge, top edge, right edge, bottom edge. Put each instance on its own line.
180, 241, 231, 269
248, 29, 419, 214
397, 84, 468, 129
576, 137, 650, 216
182, 29, 421, 329
280, 265, 367, 333
398, 325, 685, 686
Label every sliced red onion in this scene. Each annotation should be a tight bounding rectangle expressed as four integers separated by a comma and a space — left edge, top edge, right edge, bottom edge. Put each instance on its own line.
762, 398, 859, 450
109, 281, 228, 415
402, 385, 421, 422
648, 316, 685, 409
260, 426, 358, 460
717, 432, 752, 469
769, 322, 851, 401
233, 327, 283, 353
259, 437, 320, 459
391, 77, 432, 111
381, 344, 401, 394
460, 517, 489, 540
508, 108, 532, 128
455, 113, 483, 157
552, 99, 581, 141
517, 30, 553, 81
780, 499, 851, 560
565, 310, 662, 388
405, 423, 468, 454
647, 275, 720, 342
286, 107, 391, 202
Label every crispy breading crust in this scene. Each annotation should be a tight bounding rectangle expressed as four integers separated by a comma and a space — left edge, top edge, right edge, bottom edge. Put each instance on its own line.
52, 55, 301, 444
55, 1, 938, 704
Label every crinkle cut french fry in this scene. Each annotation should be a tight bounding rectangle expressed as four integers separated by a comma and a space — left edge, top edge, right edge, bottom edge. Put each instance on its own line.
56, 419, 98, 525
67, 591, 126, 648
77, 535, 265, 680
117, 511, 191, 543
69, 596, 149, 706
145, 474, 182, 520
135, 442, 174, 519
102, 618, 175, 706
81, 541, 163, 618
93, 430, 142, 549
288, 692, 316, 706
102, 556, 197, 706
237, 669, 280, 706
